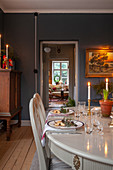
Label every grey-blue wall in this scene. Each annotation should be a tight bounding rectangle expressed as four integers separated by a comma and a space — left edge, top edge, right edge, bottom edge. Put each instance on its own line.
0, 8, 4, 46
3, 13, 113, 119
38, 13, 113, 103
4, 13, 35, 120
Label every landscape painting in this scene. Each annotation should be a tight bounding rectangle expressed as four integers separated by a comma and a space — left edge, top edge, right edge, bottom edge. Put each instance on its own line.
85, 49, 113, 77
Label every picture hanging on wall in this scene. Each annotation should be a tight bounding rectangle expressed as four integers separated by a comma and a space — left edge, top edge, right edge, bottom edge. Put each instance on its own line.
85, 49, 113, 77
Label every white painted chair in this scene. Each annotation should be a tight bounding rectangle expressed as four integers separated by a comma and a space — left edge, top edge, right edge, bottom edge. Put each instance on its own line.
29, 96, 72, 170
33, 93, 46, 130
29, 97, 50, 170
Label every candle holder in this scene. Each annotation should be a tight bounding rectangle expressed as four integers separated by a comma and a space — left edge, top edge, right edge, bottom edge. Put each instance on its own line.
6, 59, 9, 69
88, 99, 91, 115
109, 112, 113, 127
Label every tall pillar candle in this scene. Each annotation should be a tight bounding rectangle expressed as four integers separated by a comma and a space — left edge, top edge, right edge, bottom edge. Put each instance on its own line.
106, 78, 108, 91
6, 45, 8, 59
88, 82, 91, 100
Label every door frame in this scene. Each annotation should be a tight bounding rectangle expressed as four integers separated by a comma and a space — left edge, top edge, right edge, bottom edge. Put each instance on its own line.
40, 41, 78, 106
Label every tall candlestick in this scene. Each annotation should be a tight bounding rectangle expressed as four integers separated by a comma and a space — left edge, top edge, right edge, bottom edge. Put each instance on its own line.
88, 82, 91, 99
6, 44, 9, 59
106, 78, 108, 91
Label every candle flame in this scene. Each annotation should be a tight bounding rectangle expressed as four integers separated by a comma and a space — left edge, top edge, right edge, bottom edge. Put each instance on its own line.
6, 44, 9, 48
104, 142, 108, 157
0, 34, 1, 38
88, 82, 91, 86
106, 78, 108, 83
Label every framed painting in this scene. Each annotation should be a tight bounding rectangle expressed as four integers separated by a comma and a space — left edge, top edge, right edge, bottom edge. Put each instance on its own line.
85, 49, 113, 77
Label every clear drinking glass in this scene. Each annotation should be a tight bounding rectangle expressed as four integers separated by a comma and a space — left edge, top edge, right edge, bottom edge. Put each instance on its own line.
84, 115, 93, 134
78, 101, 86, 114
74, 107, 81, 120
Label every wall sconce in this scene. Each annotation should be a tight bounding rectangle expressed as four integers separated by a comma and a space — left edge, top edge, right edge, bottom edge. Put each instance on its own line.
44, 47, 51, 53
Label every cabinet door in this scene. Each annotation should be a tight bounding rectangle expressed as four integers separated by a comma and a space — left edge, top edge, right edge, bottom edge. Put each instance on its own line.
0, 72, 10, 112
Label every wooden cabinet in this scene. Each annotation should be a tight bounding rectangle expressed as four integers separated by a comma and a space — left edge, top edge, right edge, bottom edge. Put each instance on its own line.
0, 70, 22, 140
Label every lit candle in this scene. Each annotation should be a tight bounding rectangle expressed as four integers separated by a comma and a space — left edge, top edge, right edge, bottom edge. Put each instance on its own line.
6, 44, 9, 59
106, 78, 108, 91
0, 34, 1, 56
88, 82, 91, 100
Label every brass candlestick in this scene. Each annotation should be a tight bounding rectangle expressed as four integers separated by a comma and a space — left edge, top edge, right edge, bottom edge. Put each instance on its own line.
88, 99, 91, 115
6, 59, 9, 69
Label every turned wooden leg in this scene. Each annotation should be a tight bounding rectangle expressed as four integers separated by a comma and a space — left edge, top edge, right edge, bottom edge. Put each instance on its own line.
18, 111, 21, 127
7, 119, 11, 141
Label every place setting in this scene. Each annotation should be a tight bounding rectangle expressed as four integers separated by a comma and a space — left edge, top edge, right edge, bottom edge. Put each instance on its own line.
41, 107, 84, 147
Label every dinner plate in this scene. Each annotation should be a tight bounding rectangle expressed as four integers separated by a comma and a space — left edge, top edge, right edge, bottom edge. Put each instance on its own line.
49, 109, 74, 115
47, 119, 84, 129
91, 107, 101, 112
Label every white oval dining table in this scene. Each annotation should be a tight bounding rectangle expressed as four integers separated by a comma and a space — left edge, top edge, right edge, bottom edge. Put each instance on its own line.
46, 116, 113, 170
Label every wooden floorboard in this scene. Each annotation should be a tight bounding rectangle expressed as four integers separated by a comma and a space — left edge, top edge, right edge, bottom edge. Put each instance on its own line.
0, 126, 36, 170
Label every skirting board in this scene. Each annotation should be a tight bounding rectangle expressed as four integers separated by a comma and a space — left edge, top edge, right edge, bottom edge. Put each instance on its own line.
11, 120, 31, 126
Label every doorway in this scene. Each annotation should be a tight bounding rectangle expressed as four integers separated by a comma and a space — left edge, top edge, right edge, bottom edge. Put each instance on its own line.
40, 41, 78, 108
49, 60, 69, 107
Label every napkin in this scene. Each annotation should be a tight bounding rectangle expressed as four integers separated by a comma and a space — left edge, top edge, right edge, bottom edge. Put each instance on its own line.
41, 111, 64, 147
41, 110, 75, 147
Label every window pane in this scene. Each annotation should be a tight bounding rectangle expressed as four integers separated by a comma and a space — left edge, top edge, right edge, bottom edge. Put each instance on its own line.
54, 63, 60, 69
53, 71, 60, 83
62, 71, 67, 77
54, 71, 60, 76
62, 78, 67, 84
61, 63, 68, 69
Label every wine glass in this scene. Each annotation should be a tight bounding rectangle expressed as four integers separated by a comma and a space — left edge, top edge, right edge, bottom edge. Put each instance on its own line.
84, 117, 93, 134
109, 112, 113, 127
78, 101, 86, 114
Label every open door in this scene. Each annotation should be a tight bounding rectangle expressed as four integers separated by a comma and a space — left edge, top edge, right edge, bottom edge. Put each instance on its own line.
40, 41, 78, 108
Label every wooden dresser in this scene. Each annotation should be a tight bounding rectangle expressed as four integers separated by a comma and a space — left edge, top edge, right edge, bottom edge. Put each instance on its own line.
0, 69, 22, 140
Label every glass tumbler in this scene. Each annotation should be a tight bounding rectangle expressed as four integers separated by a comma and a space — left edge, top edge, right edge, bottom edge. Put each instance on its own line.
78, 101, 86, 114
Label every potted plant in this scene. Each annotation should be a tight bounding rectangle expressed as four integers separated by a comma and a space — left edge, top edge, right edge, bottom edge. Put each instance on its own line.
99, 89, 113, 117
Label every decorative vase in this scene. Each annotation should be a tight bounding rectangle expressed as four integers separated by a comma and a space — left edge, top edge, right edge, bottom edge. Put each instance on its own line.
99, 100, 113, 117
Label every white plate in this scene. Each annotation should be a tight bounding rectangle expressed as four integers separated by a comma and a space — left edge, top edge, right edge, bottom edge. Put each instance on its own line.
47, 119, 84, 129
49, 109, 74, 115
91, 107, 101, 112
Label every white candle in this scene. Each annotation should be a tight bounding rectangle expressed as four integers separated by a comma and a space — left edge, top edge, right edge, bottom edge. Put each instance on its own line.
106, 78, 108, 91
88, 82, 91, 100
6, 44, 8, 59
0, 34, 1, 57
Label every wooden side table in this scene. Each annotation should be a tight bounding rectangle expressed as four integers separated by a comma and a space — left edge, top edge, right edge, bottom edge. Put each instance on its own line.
0, 69, 22, 140
0, 107, 22, 140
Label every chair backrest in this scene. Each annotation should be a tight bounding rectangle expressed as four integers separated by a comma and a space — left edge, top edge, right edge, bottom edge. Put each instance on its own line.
33, 93, 46, 130
29, 97, 48, 170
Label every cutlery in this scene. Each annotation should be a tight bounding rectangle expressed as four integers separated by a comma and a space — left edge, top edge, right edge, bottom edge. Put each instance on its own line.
48, 131, 82, 134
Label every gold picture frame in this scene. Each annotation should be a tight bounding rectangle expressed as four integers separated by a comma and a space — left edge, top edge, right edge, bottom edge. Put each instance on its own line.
85, 49, 113, 77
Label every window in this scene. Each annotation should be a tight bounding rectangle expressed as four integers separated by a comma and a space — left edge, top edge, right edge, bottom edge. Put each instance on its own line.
52, 61, 69, 85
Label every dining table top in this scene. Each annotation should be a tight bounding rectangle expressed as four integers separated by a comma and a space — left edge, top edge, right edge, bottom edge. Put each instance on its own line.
46, 107, 113, 166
